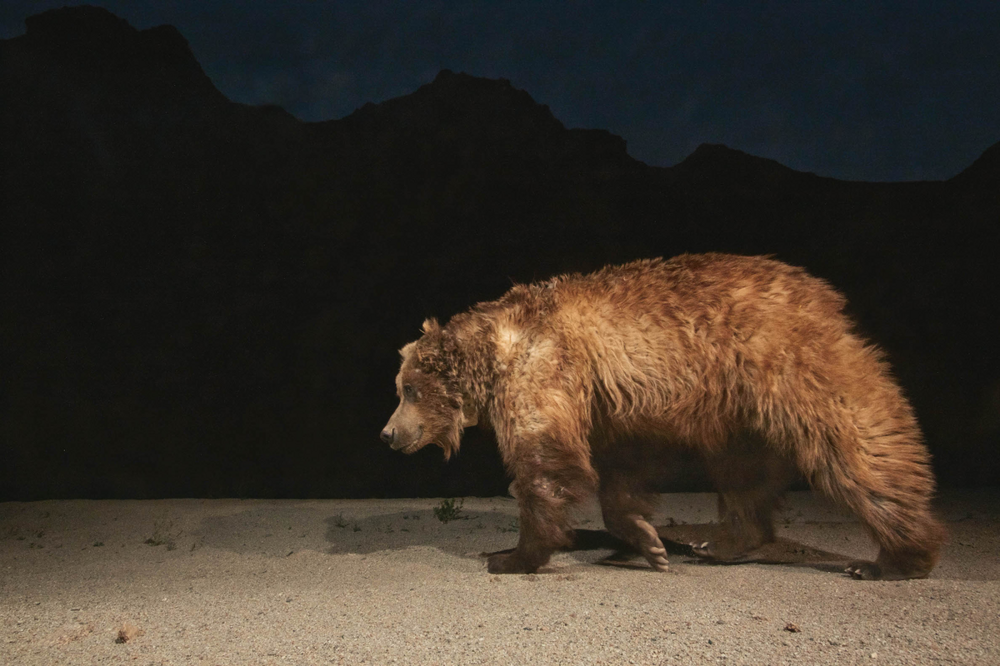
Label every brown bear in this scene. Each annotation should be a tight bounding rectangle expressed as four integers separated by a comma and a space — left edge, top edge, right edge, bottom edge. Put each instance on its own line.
380, 254, 946, 579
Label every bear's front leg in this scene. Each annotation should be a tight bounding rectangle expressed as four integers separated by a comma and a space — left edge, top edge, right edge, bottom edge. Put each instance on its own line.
598, 475, 670, 572
488, 473, 579, 574
488, 379, 598, 574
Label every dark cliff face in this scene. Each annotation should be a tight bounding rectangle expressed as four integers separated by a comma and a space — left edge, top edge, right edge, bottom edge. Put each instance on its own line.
4, 6, 230, 185
20, 6, 222, 101
2, 6, 998, 499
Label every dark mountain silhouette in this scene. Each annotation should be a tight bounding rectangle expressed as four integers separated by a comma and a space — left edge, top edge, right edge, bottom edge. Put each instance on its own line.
952, 140, 1000, 183
673, 143, 826, 190
2, 6, 997, 500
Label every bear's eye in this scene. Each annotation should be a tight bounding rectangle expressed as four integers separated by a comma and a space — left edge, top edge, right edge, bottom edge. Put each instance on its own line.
403, 384, 417, 401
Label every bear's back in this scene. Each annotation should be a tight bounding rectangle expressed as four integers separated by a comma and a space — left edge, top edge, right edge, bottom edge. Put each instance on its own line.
547, 254, 847, 329
481, 253, 858, 422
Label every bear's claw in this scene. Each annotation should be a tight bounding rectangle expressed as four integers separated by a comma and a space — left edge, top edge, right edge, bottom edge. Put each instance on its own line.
648, 555, 670, 572
845, 561, 882, 580
690, 541, 713, 558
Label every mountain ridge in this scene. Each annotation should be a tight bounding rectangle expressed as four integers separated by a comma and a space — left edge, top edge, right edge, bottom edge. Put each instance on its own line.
6, 6, 999, 186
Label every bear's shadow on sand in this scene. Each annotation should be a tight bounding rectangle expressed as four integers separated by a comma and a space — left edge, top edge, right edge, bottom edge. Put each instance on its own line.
541, 526, 853, 575
195, 506, 854, 575
321, 509, 857, 575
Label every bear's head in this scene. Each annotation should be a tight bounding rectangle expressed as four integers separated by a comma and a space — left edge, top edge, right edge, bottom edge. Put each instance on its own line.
381, 318, 478, 459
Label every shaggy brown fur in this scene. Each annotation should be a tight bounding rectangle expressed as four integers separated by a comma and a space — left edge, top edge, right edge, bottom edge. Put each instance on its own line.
381, 254, 947, 579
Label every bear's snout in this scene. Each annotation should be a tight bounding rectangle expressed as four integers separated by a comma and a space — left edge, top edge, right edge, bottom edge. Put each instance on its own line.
382, 421, 424, 453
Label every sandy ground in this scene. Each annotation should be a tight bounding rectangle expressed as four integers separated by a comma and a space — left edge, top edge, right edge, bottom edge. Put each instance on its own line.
1, 490, 998, 666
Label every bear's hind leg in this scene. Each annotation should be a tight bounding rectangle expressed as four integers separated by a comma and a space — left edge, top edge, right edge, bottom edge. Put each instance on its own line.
598, 474, 670, 572
799, 389, 947, 580
825, 461, 946, 581
691, 490, 781, 562
692, 444, 796, 562
830, 480, 946, 581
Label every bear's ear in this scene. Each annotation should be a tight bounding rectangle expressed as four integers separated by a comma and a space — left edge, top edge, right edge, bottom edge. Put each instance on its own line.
399, 341, 417, 360
422, 318, 440, 335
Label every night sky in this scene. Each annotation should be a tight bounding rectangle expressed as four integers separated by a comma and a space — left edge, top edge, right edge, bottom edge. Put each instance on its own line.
2, 0, 998, 182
